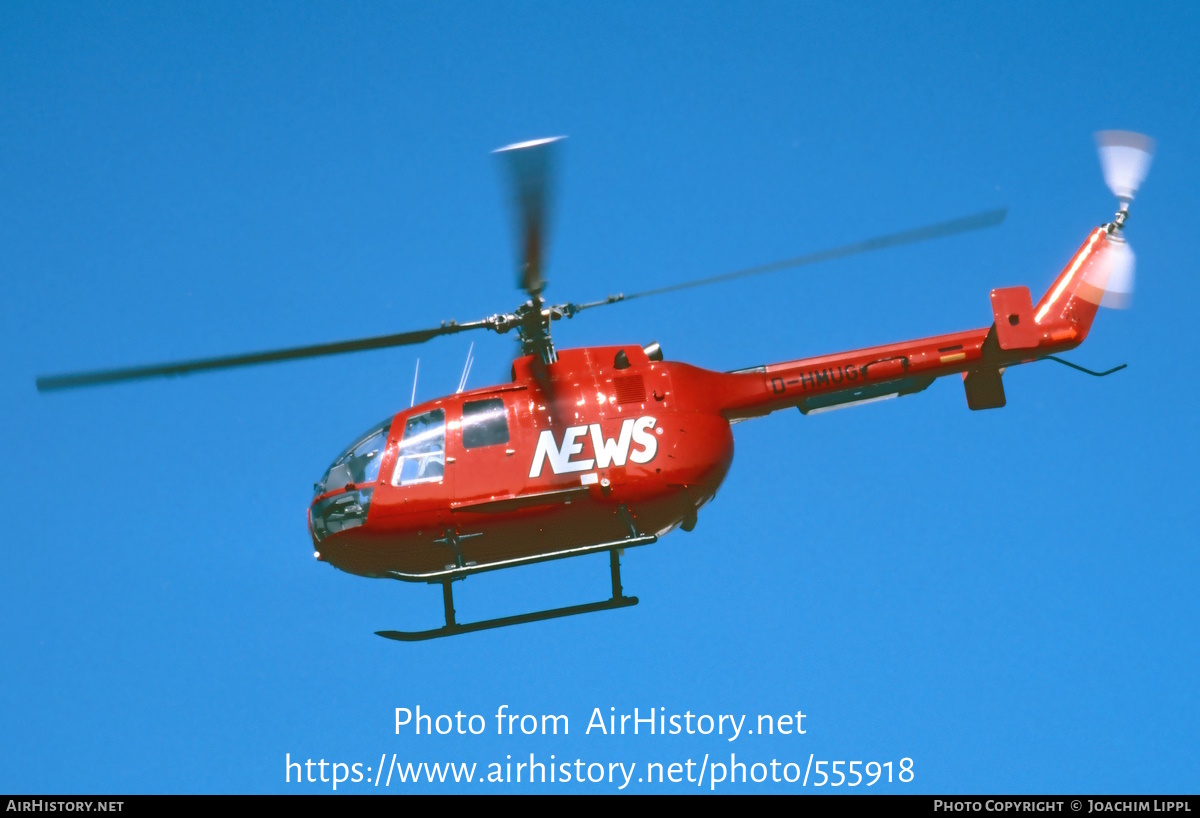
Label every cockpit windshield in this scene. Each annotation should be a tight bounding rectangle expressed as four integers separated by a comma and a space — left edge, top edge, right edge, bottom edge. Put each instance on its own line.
314, 417, 392, 497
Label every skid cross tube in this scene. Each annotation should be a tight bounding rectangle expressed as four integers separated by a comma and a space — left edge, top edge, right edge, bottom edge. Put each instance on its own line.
441, 581, 456, 627
376, 537, 652, 642
610, 549, 624, 600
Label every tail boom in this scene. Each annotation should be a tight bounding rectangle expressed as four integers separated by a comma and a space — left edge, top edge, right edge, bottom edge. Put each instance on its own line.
690, 227, 1117, 419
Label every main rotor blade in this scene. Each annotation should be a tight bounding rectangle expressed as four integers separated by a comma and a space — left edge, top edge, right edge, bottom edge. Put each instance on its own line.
572, 207, 1007, 311
36, 319, 492, 392
494, 137, 564, 298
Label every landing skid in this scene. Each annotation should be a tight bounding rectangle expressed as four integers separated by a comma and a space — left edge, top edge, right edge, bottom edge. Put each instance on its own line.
376, 540, 651, 642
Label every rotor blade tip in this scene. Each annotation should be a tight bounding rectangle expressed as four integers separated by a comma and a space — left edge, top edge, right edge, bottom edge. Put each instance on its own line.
980, 206, 1008, 225
1095, 130, 1156, 153
493, 136, 567, 154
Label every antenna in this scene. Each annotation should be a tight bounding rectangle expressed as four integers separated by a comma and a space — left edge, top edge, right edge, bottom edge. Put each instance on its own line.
456, 342, 475, 394
410, 359, 420, 407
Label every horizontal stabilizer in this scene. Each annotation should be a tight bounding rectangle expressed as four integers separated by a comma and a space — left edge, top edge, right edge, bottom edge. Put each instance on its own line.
991, 286, 1040, 350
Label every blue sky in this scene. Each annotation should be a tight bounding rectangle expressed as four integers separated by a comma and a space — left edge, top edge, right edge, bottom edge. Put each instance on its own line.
2, 2, 1197, 794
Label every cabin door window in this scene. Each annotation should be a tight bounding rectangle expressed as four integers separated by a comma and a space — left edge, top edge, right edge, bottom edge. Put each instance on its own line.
392, 409, 446, 485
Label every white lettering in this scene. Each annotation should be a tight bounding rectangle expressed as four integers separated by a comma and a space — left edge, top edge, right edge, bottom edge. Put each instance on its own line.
558, 426, 594, 473
590, 419, 635, 468
529, 426, 594, 478
531, 416, 659, 476
586, 707, 607, 735
629, 416, 658, 464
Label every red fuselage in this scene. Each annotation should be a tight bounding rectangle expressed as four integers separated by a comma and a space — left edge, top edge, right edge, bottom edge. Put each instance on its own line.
310, 227, 1112, 580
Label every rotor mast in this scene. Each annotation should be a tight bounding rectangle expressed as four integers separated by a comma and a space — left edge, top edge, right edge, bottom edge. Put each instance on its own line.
514, 297, 557, 364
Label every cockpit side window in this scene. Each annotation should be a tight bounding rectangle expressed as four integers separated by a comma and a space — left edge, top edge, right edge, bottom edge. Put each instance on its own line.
462, 398, 510, 449
392, 408, 446, 485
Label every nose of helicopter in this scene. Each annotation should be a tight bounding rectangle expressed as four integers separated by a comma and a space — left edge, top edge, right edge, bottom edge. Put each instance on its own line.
308, 417, 393, 560
309, 485, 375, 556
308, 487, 405, 580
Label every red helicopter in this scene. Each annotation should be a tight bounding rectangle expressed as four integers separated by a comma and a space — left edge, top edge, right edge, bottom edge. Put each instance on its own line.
36, 133, 1153, 641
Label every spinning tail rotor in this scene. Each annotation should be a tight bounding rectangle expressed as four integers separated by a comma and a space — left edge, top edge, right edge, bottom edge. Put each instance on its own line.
1083, 130, 1155, 310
